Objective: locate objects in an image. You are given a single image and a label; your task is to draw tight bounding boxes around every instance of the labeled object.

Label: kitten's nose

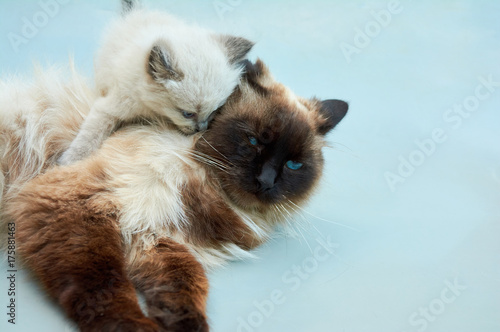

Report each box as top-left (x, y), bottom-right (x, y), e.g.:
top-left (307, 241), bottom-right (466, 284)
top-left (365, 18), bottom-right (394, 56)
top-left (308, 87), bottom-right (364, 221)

top-left (257, 164), bottom-right (277, 191)
top-left (197, 121), bottom-right (208, 131)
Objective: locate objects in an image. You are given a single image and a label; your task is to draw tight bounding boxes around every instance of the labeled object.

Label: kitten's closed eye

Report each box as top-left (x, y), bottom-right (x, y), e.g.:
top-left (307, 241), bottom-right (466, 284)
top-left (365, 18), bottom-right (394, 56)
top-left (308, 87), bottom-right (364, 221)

top-left (182, 111), bottom-right (196, 119)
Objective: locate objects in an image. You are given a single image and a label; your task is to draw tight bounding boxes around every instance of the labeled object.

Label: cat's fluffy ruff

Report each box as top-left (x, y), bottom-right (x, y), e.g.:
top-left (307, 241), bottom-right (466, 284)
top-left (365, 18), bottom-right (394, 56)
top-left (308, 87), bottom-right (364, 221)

top-left (57, 9), bottom-right (253, 165)
top-left (0, 64), bottom-right (94, 209)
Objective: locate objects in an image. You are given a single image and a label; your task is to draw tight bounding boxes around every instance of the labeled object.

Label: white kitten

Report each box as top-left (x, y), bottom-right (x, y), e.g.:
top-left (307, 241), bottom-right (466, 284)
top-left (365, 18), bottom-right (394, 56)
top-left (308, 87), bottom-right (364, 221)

top-left (58, 9), bottom-right (253, 165)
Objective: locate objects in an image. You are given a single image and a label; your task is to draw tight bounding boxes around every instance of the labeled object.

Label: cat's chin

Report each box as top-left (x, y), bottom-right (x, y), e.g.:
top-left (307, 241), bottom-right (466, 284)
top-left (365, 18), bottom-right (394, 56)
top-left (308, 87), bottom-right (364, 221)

top-left (226, 187), bottom-right (284, 210)
top-left (255, 189), bottom-right (282, 205)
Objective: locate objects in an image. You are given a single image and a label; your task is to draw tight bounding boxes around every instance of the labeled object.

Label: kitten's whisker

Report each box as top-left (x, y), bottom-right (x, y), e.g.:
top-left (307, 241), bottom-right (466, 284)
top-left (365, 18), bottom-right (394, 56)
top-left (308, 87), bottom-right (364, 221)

top-left (286, 199), bottom-right (361, 232)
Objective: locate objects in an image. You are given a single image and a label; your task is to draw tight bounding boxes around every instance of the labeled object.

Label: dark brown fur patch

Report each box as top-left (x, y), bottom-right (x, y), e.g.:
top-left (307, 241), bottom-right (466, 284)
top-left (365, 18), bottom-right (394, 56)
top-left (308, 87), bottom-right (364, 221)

top-left (180, 179), bottom-right (262, 250)
top-left (129, 238), bottom-right (209, 332)
top-left (6, 166), bottom-right (159, 332)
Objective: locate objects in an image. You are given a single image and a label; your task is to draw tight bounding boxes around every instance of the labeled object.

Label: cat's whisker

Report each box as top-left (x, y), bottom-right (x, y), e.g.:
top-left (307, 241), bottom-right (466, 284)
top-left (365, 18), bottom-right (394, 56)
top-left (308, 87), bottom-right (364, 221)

top-left (274, 203), bottom-right (314, 253)
top-left (189, 153), bottom-right (228, 170)
top-left (294, 223), bottom-right (313, 255)
top-left (283, 201), bottom-right (340, 243)
top-left (274, 204), bottom-right (292, 226)
top-left (191, 150), bottom-right (231, 169)
top-left (286, 199), bottom-right (361, 232)
top-left (179, 152), bottom-right (230, 174)
top-left (283, 202), bottom-right (357, 268)
top-left (179, 149), bottom-right (232, 174)
top-left (324, 142), bottom-right (361, 160)
top-left (180, 148), bottom-right (231, 169)
top-left (199, 135), bottom-right (235, 167)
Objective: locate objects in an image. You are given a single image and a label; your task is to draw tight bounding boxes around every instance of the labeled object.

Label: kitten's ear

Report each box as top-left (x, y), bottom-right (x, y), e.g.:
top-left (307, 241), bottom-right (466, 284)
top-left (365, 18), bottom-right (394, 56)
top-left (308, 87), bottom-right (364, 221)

top-left (217, 35), bottom-right (254, 64)
top-left (148, 45), bottom-right (183, 82)
top-left (317, 99), bottom-right (348, 135)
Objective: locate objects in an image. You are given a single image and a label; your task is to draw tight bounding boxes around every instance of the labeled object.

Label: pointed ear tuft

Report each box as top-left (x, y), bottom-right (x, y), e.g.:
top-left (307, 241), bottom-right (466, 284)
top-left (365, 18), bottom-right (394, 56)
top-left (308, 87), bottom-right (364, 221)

top-left (240, 59), bottom-right (272, 95)
top-left (317, 99), bottom-right (348, 135)
top-left (218, 35), bottom-right (254, 64)
top-left (148, 45), bottom-right (183, 82)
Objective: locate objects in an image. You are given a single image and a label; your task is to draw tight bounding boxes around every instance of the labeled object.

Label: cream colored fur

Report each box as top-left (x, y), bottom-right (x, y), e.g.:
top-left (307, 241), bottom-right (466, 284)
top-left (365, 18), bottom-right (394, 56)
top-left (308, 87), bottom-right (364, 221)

top-left (58, 9), bottom-right (253, 165)
top-left (0, 63), bottom-right (94, 202)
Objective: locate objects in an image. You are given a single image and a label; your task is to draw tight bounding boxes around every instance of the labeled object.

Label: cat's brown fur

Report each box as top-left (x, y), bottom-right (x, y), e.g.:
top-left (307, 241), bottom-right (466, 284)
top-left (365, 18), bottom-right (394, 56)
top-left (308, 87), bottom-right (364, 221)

top-left (2, 60), bottom-right (348, 331)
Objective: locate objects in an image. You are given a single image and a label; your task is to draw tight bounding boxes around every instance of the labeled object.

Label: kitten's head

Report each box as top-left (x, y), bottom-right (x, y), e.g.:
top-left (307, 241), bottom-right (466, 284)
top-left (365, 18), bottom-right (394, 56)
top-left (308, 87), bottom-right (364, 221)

top-left (195, 59), bottom-right (348, 210)
top-left (146, 34), bottom-right (253, 134)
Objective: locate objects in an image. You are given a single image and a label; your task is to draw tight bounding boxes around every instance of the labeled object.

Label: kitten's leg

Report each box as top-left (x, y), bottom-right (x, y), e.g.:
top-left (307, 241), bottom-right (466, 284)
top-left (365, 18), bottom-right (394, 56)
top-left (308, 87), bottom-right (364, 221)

top-left (10, 185), bottom-right (159, 331)
top-left (129, 238), bottom-right (209, 332)
top-left (58, 96), bottom-right (118, 165)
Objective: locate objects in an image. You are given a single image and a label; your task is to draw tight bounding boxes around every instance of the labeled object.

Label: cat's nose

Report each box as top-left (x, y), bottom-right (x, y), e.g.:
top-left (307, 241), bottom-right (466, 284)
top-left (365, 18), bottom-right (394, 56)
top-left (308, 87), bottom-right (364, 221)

top-left (197, 121), bottom-right (208, 131)
top-left (257, 164), bottom-right (277, 191)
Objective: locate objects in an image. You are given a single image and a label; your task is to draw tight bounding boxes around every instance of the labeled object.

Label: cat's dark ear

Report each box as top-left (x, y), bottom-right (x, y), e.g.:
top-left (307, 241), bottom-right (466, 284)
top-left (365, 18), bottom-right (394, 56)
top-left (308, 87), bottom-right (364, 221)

top-left (148, 44), bottom-right (183, 82)
top-left (317, 99), bottom-right (348, 135)
top-left (217, 35), bottom-right (254, 64)
top-left (240, 58), bottom-right (273, 94)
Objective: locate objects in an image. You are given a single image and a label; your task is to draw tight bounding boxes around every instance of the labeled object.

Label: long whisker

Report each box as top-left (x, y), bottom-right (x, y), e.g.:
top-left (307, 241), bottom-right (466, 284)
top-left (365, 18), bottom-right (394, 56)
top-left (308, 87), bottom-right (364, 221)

top-left (286, 199), bottom-right (361, 232)
top-left (176, 147), bottom-right (232, 173)
top-left (187, 151), bottom-right (229, 169)
top-left (324, 142), bottom-right (361, 160)
top-left (295, 223), bottom-right (313, 254)
top-left (275, 203), bottom-right (315, 254)
top-left (199, 135), bottom-right (235, 167)
top-left (170, 149), bottom-right (231, 174)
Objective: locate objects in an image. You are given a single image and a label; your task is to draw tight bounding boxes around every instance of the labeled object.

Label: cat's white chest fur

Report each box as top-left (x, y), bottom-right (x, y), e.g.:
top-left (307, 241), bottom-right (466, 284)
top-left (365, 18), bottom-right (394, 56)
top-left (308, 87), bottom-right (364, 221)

top-left (100, 128), bottom-right (270, 269)
top-left (102, 129), bottom-right (194, 242)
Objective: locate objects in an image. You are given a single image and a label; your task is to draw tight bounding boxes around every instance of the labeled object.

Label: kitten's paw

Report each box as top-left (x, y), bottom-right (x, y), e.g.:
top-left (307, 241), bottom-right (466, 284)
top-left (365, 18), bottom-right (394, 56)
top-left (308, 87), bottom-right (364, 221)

top-left (57, 150), bottom-right (77, 166)
top-left (149, 305), bottom-right (209, 332)
top-left (57, 148), bottom-right (88, 166)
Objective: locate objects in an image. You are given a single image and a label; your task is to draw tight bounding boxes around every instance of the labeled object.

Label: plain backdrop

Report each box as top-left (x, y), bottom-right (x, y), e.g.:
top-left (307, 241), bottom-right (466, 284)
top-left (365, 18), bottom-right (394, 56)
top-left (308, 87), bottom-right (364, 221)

top-left (1, 1), bottom-right (499, 331)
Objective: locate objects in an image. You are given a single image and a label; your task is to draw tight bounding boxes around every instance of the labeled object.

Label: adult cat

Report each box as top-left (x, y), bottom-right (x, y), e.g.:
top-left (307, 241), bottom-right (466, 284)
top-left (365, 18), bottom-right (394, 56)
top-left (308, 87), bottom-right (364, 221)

top-left (1, 60), bottom-right (348, 331)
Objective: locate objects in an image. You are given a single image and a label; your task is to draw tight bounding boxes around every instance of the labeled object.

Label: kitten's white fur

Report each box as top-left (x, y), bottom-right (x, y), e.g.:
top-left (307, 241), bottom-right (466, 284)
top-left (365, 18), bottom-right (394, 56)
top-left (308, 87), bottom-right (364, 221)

top-left (58, 9), bottom-right (253, 165)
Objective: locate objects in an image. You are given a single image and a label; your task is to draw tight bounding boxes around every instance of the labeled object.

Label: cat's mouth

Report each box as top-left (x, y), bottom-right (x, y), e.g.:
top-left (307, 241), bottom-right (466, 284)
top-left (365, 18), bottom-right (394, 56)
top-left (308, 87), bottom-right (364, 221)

top-left (254, 186), bottom-right (281, 204)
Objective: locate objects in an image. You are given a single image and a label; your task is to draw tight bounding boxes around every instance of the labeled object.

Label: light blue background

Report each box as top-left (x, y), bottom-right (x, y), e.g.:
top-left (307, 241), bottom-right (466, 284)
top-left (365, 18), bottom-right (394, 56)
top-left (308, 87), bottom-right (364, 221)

top-left (1, 1), bottom-right (499, 331)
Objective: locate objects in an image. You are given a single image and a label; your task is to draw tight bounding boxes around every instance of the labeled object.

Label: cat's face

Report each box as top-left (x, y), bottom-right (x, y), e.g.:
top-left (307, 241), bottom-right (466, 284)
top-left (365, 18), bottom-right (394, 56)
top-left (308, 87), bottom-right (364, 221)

top-left (147, 36), bottom-right (254, 134)
top-left (195, 60), bottom-right (348, 209)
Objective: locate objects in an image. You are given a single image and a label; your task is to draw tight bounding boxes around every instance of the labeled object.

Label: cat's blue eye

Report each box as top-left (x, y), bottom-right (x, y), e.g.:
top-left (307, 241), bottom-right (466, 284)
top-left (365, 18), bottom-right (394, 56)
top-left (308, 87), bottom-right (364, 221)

top-left (249, 136), bottom-right (258, 146)
top-left (182, 111), bottom-right (196, 119)
top-left (286, 160), bottom-right (303, 170)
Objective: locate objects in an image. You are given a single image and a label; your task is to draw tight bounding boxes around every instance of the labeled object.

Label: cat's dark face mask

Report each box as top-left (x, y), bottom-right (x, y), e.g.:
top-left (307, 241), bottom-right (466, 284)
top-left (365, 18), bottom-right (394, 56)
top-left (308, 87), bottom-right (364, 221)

top-left (195, 59), bottom-right (348, 209)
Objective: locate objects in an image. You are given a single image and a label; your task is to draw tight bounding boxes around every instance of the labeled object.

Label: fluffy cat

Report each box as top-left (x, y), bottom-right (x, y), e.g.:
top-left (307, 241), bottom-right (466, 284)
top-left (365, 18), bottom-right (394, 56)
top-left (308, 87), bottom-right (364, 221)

top-left (57, 8), bottom-right (253, 165)
top-left (1, 60), bottom-right (348, 331)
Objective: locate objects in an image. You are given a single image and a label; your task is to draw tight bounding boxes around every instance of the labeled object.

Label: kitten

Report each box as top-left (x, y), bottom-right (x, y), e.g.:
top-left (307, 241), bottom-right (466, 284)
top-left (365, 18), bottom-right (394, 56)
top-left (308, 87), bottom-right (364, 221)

top-left (2, 60), bottom-right (348, 331)
top-left (57, 8), bottom-right (253, 165)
